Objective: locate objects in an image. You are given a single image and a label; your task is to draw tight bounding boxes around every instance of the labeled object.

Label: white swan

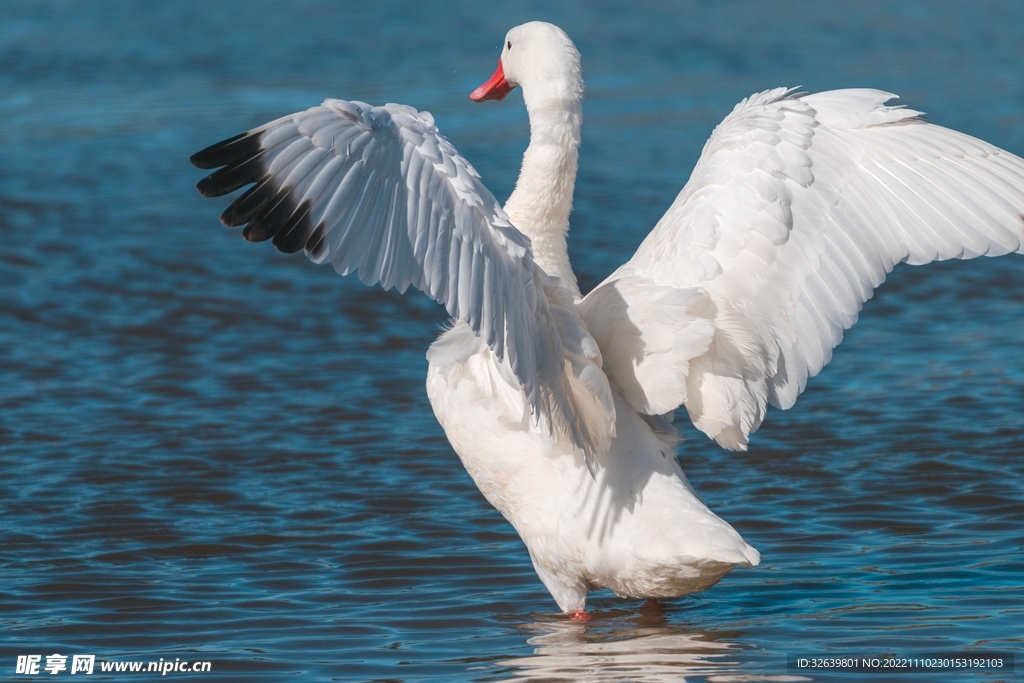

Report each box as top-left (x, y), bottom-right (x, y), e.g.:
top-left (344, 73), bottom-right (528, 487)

top-left (191, 21), bottom-right (1024, 619)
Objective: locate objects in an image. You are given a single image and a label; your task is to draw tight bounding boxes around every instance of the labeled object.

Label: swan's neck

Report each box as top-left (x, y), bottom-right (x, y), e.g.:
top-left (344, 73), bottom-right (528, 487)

top-left (503, 101), bottom-right (582, 298)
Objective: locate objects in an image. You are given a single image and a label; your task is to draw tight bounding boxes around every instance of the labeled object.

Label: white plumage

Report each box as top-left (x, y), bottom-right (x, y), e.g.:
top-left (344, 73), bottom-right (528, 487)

top-left (586, 87), bottom-right (1024, 451)
top-left (193, 21), bottom-right (1024, 617)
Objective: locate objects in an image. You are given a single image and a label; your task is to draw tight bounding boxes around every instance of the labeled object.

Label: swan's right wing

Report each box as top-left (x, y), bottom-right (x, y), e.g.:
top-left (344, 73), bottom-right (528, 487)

top-left (191, 99), bottom-right (613, 458)
top-left (582, 88), bottom-right (1024, 450)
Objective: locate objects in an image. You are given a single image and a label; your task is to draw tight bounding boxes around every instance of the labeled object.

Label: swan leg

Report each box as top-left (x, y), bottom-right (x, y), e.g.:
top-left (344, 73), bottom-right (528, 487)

top-left (530, 555), bottom-right (589, 614)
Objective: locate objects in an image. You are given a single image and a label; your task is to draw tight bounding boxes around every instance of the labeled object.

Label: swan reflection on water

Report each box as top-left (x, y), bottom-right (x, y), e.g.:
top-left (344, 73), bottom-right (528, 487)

top-left (495, 606), bottom-right (809, 682)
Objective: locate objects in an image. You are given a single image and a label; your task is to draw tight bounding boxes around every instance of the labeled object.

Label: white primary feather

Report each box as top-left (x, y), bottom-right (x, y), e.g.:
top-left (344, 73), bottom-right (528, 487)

top-left (582, 87), bottom-right (1024, 450)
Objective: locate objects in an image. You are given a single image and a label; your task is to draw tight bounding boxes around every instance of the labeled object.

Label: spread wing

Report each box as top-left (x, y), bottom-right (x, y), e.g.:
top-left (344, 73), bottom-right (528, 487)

top-left (191, 99), bottom-right (612, 458)
top-left (580, 88), bottom-right (1024, 450)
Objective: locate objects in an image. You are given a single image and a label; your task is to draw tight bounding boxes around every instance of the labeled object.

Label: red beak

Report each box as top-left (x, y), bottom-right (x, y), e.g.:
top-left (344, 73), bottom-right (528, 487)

top-left (470, 60), bottom-right (514, 102)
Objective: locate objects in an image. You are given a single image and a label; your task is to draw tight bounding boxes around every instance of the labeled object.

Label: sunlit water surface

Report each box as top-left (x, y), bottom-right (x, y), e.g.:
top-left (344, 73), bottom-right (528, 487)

top-left (2, 1), bottom-right (1023, 681)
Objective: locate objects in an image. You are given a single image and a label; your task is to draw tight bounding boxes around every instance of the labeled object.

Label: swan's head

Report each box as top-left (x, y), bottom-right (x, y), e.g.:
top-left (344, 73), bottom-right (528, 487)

top-left (471, 22), bottom-right (583, 109)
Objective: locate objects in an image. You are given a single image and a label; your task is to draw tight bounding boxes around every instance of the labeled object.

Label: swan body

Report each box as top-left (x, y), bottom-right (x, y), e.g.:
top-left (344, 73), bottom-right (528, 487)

top-left (426, 324), bottom-right (756, 612)
top-left (192, 21), bottom-right (1024, 615)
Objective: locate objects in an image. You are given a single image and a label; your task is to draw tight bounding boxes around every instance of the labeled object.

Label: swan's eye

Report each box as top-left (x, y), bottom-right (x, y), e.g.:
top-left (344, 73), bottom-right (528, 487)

top-left (507, 41), bottom-right (512, 50)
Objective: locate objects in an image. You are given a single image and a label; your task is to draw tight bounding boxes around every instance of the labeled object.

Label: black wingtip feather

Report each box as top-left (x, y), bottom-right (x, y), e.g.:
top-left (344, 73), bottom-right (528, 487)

top-left (305, 222), bottom-right (327, 259)
top-left (195, 128), bottom-right (321, 257)
top-left (241, 188), bottom-right (297, 243)
top-left (196, 152), bottom-right (268, 198)
top-left (190, 131), bottom-right (263, 170)
top-left (220, 175), bottom-right (275, 227)
top-left (272, 199), bottom-right (315, 254)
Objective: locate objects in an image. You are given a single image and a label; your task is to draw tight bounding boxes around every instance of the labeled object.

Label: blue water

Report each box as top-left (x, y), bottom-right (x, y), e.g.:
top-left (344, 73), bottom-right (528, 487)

top-left (2, 1), bottom-right (1023, 681)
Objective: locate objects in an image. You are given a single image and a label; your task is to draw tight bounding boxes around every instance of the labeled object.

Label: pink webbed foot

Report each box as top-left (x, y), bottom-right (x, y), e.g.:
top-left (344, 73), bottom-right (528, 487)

top-left (568, 609), bottom-right (591, 621)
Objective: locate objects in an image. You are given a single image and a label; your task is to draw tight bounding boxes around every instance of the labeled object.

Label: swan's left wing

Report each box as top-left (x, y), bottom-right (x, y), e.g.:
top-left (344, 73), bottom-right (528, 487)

top-left (192, 99), bottom-right (613, 458)
top-left (581, 88), bottom-right (1024, 450)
